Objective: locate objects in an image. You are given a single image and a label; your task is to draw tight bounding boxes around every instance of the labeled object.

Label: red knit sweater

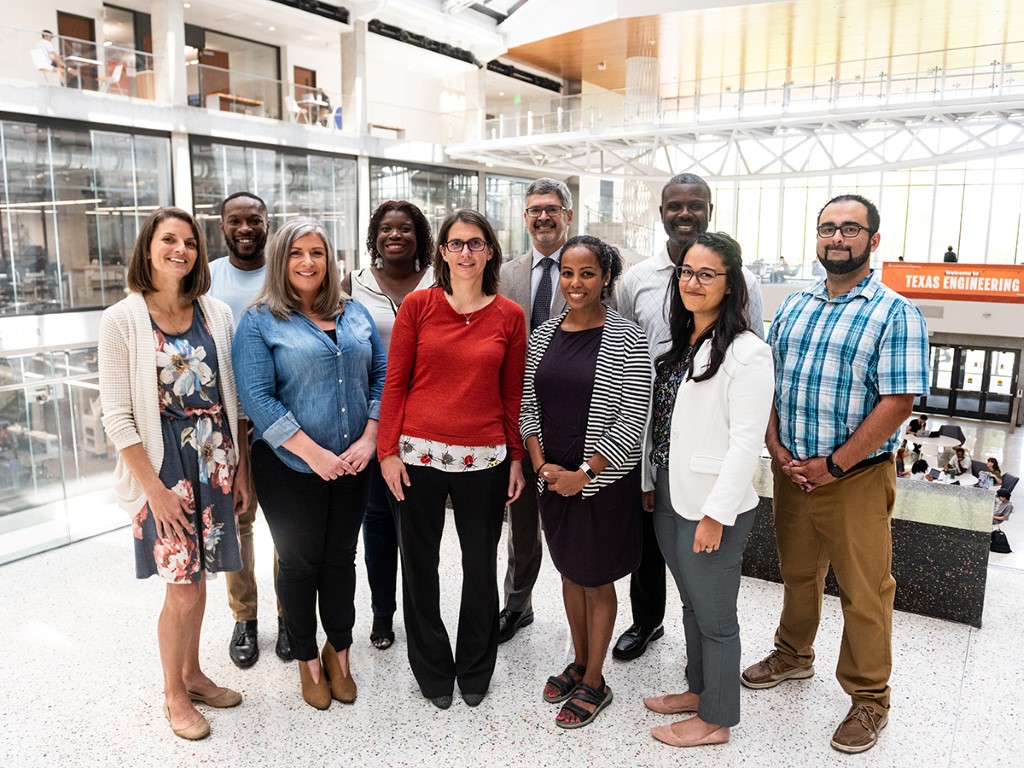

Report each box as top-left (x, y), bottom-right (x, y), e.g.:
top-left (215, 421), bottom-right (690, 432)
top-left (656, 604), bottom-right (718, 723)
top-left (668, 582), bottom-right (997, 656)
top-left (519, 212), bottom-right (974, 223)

top-left (378, 287), bottom-right (527, 461)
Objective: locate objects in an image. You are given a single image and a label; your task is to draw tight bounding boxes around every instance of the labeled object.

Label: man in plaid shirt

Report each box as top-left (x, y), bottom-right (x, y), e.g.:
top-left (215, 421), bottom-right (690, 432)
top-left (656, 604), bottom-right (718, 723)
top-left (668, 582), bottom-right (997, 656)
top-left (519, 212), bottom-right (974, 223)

top-left (742, 194), bottom-right (929, 754)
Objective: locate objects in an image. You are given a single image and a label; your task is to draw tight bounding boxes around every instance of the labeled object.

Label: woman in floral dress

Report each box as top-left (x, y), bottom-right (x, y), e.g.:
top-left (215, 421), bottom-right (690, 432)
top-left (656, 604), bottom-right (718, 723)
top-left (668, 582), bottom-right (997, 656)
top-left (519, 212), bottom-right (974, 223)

top-left (99, 207), bottom-right (248, 741)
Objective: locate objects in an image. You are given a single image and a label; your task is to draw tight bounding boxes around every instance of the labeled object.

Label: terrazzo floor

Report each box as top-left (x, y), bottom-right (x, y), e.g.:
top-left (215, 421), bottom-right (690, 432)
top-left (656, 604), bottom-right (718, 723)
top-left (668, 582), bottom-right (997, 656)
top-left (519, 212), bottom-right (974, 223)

top-left (1, 508), bottom-right (1021, 768)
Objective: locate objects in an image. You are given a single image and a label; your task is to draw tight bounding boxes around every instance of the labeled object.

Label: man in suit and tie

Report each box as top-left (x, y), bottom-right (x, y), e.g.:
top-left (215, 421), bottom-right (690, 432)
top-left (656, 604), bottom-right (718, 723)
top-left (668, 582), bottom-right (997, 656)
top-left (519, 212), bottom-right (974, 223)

top-left (496, 177), bottom-right (573, 643)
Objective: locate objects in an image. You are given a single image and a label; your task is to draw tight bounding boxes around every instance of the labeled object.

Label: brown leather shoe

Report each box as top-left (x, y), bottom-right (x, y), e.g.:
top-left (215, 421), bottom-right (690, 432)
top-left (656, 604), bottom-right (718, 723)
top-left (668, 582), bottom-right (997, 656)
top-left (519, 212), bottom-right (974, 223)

top-left (831, 703), bottom-right (888, 753)
top-left (741, 650), bottom-right (814, 689)
top-left (322, 641), bottom-right (357, 703)
top-left (298, 660), bottom-right (331, 710)
top-left (163, 702), bottom-right (210, 740)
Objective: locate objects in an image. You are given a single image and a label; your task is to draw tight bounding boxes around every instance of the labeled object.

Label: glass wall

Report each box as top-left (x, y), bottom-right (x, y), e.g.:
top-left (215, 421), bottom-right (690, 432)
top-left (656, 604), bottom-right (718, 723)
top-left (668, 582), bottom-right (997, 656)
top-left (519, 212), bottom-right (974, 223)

top-left (0, 341), bottom-right (122, 565)
top-left (485, 175), bottom-right (533, 259)
top-left (190, 139), bottom-right (359, 272)
top-left (0, 118), bottom-right (172, 316)
top-left (369, 161), bottom-right (479, 250)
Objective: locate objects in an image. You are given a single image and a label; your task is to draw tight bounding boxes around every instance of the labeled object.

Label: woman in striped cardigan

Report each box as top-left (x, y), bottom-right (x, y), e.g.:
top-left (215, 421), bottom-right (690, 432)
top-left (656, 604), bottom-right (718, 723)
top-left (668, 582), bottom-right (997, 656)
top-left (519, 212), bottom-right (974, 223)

top-left (520, 235), bottom-right (653, 729)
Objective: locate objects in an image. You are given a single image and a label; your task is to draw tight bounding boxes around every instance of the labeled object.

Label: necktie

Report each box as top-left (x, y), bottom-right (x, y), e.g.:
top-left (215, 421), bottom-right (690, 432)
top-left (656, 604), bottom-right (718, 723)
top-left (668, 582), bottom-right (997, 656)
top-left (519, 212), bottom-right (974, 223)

top-left (531, 257), bottom-right (555, 331)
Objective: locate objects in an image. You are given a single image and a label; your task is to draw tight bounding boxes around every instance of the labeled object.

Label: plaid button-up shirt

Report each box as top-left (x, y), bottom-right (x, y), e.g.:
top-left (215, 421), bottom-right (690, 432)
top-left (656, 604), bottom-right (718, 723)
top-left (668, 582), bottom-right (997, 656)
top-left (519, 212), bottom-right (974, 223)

top-left (768, 270), bottom-right (929, 461)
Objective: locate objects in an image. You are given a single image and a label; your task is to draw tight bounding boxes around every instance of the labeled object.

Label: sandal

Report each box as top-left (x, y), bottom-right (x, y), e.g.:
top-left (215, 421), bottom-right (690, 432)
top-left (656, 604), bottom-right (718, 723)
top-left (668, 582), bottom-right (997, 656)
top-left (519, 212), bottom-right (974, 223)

top-left (543, 662), bottom-right (586, 703)
top-left (370, 615), bottom-right (395, 651)
top-left (555, 678), bottom-right (613, 729)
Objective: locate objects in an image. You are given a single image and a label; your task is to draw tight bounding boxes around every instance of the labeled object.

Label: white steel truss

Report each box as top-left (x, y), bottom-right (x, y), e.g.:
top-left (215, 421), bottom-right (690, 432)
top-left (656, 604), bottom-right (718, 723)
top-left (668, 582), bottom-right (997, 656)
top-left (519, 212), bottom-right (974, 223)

top-left (446, 97), bottom-right (1024, 181)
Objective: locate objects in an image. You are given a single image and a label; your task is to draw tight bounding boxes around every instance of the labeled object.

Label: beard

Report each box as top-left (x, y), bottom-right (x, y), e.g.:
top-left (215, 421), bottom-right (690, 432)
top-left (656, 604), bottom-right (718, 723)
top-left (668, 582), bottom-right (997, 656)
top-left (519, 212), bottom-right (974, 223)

top-left (227, 233), bottom-right (267, 262)
top-left (817, 242), bottom-right (871, 275)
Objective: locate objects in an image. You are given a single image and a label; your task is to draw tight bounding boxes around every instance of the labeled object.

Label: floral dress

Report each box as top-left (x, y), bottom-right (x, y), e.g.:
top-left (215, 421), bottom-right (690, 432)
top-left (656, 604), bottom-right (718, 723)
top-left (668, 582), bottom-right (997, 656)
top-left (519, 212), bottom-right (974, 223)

top-left (133, 303), bottom-right (241, 583)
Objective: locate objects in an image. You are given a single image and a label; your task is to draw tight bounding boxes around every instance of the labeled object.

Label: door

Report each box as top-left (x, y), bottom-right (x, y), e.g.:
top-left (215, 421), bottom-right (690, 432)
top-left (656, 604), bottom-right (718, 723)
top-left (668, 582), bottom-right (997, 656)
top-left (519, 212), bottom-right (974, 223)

top-left (57, 12), bottom-right (98, 90)
top-left (916, 344), bottom-right (1018, 423)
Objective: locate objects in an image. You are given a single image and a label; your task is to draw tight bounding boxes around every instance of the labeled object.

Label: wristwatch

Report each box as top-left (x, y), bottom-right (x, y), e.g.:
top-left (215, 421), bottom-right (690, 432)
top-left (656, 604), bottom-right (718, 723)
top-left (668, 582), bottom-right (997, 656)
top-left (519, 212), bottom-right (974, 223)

top-left (579, 461), bottom-right (597, 481)
top-left (826, 453), bottom-right (846, 478)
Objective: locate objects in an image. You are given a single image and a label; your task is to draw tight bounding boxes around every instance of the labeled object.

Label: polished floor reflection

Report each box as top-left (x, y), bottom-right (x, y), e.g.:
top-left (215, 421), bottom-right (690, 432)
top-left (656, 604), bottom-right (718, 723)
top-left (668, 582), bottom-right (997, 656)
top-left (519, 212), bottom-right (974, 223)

top-left (1, 494), bottom-right (1021, 767)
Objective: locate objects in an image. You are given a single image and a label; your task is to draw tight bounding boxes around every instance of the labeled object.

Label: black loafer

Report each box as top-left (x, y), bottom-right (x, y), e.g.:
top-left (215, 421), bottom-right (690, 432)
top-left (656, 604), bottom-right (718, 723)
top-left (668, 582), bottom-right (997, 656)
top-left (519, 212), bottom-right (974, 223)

top-left (611, 623), bottom-right (664, 661)
top-left (229, 620), bottom-right (259, 668)
top-left (275, 617), bottom-right (293, 662)
top-left (497, 608), bottom-right (534, 644)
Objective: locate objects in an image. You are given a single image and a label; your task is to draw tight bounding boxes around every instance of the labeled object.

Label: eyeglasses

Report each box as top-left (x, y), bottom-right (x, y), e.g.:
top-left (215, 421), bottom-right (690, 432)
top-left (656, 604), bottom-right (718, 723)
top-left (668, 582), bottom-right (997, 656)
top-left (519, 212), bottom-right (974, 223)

top-left (525, 206), bottom-right (567, 218)
top-left (675, 266), bottom-right (727, 285)
top-left (443, 238), bottom-right (488, 252)
top-left (815, 223), bottom-right (872, 238)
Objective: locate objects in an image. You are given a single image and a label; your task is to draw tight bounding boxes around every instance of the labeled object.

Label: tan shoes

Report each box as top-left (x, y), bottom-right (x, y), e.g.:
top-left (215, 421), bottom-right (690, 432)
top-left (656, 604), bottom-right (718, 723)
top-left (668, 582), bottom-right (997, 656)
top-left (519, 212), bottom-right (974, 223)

top-left (299, 660), bottom-right (332, 710)
top-left (643, 694), bottom-right (699, 715)
top-left (187, 687), bottom-right (242, 708)
top-left (651, 722), bottom-right (730, 747)
top-left (831, 703), bottom-right (888, 753)
top-left (322, 641), bottom-right (357, 703)
top-left (163, 702), bottom-right (210, 741)
top-left (740, 650), bottom-right (814, 689)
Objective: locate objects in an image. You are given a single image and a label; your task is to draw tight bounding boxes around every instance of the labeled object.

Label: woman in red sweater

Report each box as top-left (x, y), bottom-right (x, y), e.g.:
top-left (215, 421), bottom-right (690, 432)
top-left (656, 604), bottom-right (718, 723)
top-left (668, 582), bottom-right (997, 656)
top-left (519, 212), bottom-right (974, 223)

top-left (378, 209), bottom-right (526, 710)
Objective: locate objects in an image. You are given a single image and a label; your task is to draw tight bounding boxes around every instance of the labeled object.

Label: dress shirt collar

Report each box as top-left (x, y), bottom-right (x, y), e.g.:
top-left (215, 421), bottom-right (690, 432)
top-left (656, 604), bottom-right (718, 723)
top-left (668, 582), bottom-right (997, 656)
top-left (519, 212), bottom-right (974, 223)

top-left (532, 246), bottom-right (564, 269)
top-left (803, 269), bottom-right (880, 303)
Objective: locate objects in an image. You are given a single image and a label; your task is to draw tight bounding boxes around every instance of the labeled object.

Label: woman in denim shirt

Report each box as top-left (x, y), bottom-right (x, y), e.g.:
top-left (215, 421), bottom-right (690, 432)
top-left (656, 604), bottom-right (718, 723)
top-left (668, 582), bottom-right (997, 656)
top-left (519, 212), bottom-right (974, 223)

top-left (233, 219), bottom-right (386, 711)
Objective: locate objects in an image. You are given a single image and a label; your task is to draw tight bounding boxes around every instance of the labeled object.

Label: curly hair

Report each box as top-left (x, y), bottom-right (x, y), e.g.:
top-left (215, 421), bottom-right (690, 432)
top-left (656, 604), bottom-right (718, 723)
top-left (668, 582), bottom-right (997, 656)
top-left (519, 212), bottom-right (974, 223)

top-left (658, 231), bottom-right (750, 383)
top-left (365, 200), bottom-right (434, 269)
top-left (561, 234), bottom-right (623, 299)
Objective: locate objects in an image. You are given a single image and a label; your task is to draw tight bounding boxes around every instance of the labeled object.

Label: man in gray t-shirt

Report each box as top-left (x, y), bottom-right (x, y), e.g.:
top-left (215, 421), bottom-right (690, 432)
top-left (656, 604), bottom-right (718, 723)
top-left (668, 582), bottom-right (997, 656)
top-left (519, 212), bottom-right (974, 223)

top-left (208, 192), bottom-right (287, 668)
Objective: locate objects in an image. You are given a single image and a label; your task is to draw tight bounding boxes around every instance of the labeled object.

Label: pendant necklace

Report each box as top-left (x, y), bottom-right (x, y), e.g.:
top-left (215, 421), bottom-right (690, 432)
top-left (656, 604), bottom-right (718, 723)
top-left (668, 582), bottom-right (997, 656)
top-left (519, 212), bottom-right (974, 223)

top-left (450, 296), bottom-right (478, 325)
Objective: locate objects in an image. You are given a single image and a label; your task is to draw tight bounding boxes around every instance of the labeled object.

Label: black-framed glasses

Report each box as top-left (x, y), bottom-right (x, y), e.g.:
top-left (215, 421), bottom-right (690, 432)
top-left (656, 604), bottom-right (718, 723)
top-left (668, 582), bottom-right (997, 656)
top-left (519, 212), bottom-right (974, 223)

top-left (816, 223), bottom-right (872, 238)
top-left (525, 205), bottom-right (567, 218)
top-left (443, 238), bottom-right (488, 252)
top-left (675, 265), bottom-right (727, 285)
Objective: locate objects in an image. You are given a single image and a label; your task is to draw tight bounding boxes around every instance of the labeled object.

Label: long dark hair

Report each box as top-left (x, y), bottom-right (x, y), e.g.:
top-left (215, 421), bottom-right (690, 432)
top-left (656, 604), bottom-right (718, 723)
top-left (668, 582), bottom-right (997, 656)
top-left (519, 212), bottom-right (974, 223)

top-left (656, 231), bottom-right (749, 383)
top-left (433, 209), bottom-right (502, 295)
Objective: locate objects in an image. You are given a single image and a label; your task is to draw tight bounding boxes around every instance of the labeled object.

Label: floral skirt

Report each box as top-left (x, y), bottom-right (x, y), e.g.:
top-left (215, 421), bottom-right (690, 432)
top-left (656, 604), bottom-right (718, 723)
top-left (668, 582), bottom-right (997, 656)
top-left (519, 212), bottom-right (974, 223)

top-left (132, 410), bottom-right (242, 583)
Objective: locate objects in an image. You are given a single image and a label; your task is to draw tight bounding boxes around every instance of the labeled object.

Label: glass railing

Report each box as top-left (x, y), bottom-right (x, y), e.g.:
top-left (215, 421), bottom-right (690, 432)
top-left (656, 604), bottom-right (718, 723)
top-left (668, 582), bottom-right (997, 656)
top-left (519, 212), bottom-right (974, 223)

top-left (480, 41), bottom-right (1024, 141)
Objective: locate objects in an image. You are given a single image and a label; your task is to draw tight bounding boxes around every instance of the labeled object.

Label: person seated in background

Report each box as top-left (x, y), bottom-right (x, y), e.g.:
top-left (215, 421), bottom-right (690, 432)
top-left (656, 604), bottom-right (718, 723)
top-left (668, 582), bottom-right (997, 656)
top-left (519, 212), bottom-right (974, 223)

top-left (993, 489), bottom-right (1013, 524)
top-left (944, 447), bottom-right (971, 475)
top-left (906, 414), bottom-right (928, 453)
top-left (30, 30), bottom-right (77, 85)
top-left (894, 447), bottom-right (910, 478)
top-left (985, 457), bottom-right (1003, 486)
top-left (910, 459), bottom-right (933, 481)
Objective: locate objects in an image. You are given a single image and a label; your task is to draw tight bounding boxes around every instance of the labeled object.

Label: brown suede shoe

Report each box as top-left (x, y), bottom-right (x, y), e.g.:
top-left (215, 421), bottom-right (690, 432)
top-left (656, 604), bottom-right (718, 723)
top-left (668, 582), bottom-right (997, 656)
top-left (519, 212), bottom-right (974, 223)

top-left (741, 650), bottom-right (814, 689)
top-left (322, 641), bottom-right (357, 703)
top-left (831, 703), bottom-right (888, 753)
top-left (298, 660), bottom-right (331, 710)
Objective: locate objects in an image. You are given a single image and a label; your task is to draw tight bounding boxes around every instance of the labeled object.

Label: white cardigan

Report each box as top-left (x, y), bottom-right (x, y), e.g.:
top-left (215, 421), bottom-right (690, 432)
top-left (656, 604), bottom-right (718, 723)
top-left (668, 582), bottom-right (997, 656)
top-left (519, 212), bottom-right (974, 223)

top-left (667, 331), bottom-right (774, 526)
top-left (98, 292), bottom-right (242, 515)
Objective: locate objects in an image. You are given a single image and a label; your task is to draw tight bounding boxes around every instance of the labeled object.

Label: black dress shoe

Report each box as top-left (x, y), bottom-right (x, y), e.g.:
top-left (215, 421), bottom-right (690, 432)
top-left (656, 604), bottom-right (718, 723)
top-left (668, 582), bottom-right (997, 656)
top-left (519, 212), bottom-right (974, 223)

top-left (497, 608), bottom-right (534, 644)
top-left (229, 620), bottom-right (259, 668)
top-left (612, 623), bottom-right (664, 661)
top-left (275, 617), bottom-right (293, 662)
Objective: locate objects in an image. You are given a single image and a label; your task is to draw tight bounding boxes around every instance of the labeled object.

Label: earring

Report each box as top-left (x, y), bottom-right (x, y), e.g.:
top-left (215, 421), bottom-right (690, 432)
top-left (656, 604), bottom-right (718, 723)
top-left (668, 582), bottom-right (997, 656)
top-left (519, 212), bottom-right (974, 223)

top-left (414, 258), bottom-right (421, 273)
top-left (373, 256), bottom-right (384, 270)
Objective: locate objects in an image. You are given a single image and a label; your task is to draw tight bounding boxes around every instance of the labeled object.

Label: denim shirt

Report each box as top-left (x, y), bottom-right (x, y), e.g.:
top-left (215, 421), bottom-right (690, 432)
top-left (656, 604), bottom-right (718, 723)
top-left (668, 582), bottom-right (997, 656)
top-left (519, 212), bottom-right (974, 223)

top-left (233, 299), bottom-right (387, 474)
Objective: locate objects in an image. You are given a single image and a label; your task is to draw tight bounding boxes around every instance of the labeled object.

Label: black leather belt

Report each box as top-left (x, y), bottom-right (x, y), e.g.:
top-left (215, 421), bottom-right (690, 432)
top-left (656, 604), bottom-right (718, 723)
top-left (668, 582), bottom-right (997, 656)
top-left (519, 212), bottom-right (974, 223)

top-left (850, 452), bottom-right (892, 472)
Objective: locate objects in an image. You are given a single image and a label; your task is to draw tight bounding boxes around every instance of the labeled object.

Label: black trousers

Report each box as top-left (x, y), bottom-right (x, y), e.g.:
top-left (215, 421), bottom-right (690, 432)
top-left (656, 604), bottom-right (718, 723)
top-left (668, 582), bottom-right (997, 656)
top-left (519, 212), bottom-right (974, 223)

top-left (252, 441), bottom-right (368, 662)
top-left (629, 507), bottom-right (667, 628)
top-left (390, 459), bottom-right (509, 699)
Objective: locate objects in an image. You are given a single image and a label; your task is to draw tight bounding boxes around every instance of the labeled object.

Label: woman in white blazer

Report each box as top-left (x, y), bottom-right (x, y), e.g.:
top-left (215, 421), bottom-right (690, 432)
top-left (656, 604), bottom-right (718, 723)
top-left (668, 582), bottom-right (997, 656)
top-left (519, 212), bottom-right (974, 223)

top-left (642, 232), bottom-right (774, 748)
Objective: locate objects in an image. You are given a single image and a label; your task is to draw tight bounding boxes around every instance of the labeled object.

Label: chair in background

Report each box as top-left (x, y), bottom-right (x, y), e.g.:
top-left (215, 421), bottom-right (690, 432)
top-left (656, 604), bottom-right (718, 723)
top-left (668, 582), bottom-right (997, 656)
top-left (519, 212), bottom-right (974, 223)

top-left (1001, 474), bottom-right (1019, 495)
top-left (285, 96), bottom-right (305, 123)
top-left (98, 63), bottom-right (125, 94)
top-left (971, 459), bottom-right (987, 476)
top-left (938, 424), bottom-right (967, 445)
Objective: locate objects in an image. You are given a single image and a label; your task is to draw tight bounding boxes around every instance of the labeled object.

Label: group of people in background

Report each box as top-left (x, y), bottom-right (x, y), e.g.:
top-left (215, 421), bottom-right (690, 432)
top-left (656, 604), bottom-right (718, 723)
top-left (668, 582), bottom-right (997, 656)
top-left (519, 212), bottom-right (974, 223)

top-left (98, 171), bottom-right (931, 754)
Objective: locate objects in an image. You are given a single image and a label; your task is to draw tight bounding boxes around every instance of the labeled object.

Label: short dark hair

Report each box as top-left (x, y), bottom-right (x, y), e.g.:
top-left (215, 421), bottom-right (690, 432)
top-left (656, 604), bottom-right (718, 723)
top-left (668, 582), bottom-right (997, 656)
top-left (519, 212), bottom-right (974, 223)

top-left (659, 231), bottom-right (749, 383)
top-left (127, 207), bottom-right (210, 300)
top-left (662, 173), bottom-right (712, 204)
top-left (220, 191), bottom-right (267, 217)
top-left (997, 488), bottom-right (1011, 500)
top-left (562, 235), bottom-right (623, 299)
top-left (818, 194), bottom-right (880, 233)
top-left (366, 200), bottom-right (434, 268)
top-left (525, 178), bottom-right (572, 210)
top-left (912, 459), bottom-right (930, 474)
top-left (434, 210), bottom-right (502, 295)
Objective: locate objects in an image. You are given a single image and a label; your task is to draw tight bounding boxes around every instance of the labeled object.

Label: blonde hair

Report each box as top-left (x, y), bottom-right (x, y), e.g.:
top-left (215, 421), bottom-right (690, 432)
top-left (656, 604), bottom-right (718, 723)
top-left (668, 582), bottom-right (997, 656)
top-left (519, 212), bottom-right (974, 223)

top-left (252, 218), bottom-right (346, 320)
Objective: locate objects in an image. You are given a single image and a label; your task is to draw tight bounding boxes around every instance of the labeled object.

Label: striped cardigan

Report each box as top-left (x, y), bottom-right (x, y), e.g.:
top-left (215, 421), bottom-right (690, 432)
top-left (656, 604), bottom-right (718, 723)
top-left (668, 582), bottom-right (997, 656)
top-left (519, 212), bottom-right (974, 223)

top-left (520, 307), bottom-right (653, 499)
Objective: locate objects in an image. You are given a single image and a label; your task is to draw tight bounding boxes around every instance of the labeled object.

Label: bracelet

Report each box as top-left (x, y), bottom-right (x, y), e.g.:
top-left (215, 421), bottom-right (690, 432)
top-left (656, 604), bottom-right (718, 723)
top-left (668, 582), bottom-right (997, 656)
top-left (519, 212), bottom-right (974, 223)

top-left (536, 462), bottom-right (549, 474)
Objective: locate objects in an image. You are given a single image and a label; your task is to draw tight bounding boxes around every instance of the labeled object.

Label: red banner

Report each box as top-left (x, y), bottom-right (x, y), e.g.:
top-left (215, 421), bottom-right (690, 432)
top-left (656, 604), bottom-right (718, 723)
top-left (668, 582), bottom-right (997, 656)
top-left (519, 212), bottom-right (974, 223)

top-left (881, 262), bottom-right (1024, 303)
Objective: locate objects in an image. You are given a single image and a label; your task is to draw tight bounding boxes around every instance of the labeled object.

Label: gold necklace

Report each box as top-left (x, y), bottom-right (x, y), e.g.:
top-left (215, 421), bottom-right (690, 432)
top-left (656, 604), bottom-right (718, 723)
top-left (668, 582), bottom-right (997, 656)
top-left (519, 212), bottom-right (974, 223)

top-left (449, 295), bottom-right (482, 325)
top-left (148, 297), bottom-right (192, 334)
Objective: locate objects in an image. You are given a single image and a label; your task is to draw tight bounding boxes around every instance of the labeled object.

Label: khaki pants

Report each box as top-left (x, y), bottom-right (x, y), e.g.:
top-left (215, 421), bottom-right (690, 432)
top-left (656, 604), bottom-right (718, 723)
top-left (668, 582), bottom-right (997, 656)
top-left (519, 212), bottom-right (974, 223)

top-left (225, 449), bottom-right (281, 621)
top-left (771, 459), bottom-right (896, 712)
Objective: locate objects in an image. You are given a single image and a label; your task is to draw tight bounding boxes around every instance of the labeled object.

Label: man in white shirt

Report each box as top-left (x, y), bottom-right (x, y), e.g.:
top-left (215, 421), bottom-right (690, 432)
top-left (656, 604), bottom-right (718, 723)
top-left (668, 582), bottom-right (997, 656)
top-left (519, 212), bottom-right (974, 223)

top-left (496, 178), bottom-right (572, 643)
top-left (31, 30), bottom-right (76, 85)
top-left (613, 172), bottom-right (765, 661)
top-left (209, 192), bottom-right (290, 667)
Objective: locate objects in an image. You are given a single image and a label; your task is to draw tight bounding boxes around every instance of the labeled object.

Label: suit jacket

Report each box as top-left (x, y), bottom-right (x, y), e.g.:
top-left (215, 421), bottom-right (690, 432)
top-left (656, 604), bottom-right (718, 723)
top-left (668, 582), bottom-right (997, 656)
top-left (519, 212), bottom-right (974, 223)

top-left (500, 251), bottom-right (567, 330)
top-left (667, 331), bottom-right (774, 527)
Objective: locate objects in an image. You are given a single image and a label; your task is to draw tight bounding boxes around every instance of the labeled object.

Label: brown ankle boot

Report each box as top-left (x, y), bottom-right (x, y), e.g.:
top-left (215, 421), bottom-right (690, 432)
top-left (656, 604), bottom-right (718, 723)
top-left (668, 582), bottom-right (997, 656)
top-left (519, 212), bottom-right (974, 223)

top-left (322, 641), bottom-right (357, 703)
top-left (298, 660), bottom-right (331, 710)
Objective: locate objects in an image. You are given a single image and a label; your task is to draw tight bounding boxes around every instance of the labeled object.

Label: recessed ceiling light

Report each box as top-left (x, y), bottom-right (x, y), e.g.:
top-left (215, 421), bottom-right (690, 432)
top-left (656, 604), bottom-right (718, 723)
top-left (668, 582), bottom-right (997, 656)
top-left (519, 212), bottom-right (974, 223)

top-left (183, 2), bottom-right (190, 7)
top-left (268, 26), bottom-right (276, 31)
top-left (498, 91), bottom-right (504, 96)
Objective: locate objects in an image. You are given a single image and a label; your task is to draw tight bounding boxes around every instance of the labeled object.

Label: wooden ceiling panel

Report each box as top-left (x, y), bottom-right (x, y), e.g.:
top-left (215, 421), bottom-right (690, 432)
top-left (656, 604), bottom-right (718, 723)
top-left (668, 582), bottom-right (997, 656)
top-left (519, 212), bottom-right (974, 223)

top-left (503, 0), bottom-right (1024, 94)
